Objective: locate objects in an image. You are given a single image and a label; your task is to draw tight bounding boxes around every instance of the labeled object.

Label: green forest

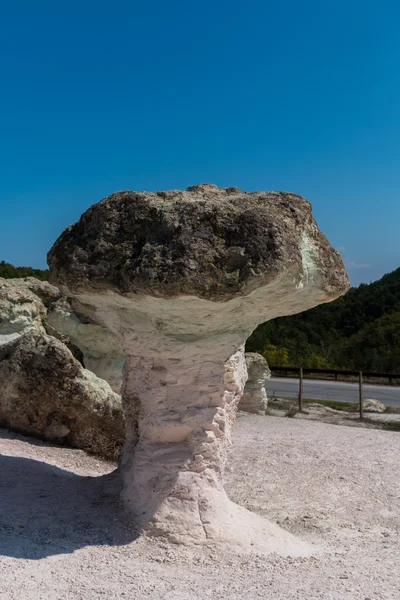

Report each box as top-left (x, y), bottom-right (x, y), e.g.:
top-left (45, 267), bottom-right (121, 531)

top-left (246, 267), bottom-right (400, 373)
top-left (0, 260), bottom-right (49, 281)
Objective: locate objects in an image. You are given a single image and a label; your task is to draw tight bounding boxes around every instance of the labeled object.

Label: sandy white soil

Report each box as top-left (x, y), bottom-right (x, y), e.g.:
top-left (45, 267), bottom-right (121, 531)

top-left (1, 414), bottom-right (399, 599)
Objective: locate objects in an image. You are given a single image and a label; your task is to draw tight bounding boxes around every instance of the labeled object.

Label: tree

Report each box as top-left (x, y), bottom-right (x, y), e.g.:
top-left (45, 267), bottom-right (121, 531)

top-left (0, 260), bottom-right (49, 281)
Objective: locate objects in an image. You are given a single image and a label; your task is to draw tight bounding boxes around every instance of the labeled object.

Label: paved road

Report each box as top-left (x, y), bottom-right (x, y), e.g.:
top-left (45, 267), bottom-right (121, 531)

top-left (267, 377), bottom-right (400, 407)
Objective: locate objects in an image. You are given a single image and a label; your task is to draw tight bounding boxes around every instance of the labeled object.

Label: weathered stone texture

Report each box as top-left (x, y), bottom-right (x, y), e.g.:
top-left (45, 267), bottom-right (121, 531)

top-left (0, 278), bottom-right (47, 348)
top-left (3, 276), bottom-right (61, 307)
top-left (48, 184), bottom-right (349, 554)
top-left (47, 298), bottom-right (124, 392)
top-left (240, 353), bottom-right (271, 415)
top-left (0, 332), bottom-right (124, 459)
top-left (363, 398), bottom-right (386, 413)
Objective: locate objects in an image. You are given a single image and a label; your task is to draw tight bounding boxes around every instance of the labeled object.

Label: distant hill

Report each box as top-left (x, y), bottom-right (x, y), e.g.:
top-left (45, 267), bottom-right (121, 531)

top-left (0, 260), bottom-right (49, 281)
top-left (246, 267), bottom-right (400, 373)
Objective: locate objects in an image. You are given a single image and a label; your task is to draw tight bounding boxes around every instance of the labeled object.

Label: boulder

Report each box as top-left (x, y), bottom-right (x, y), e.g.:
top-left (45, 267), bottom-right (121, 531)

top-left (47, 298), bottom-right (125, 392)
top-left (240, 353), bottom-right (271, 415)
top-left (0, 331), bottom-right (124, 459)
top-left (363, 398), bottom-right (386, 413)
top-left (48, 183), bottom-right (349, 555)
top-left (2, 276), bottom-right (61, 307)
top-left (0, 278), bottom-right (46, 348)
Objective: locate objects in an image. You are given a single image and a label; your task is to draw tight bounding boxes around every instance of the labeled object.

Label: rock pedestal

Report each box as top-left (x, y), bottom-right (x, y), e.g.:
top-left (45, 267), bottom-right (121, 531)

top-left (0, 278), bottom-right (46, 347)
top-left (240, 353), bottom-right (271, 415)
top-left (48, 184), bottom-right (348, 554)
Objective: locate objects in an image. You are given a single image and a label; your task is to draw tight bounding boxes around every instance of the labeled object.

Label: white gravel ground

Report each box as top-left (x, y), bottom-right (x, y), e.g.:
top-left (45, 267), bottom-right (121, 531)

top-left (1, 414), bottom-right (399, 600)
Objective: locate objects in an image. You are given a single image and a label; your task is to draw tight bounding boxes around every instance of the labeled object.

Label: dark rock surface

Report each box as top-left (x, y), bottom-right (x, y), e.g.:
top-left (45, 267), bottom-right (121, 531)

top-left (48, 184), bottom-right (348, 300)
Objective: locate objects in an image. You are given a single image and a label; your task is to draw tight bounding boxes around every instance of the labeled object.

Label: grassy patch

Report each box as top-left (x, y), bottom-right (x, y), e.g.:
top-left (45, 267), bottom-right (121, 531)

top-left (362, 417), bottom-right (400, 432)
top-left (285, 406), bottom-right (298, 418)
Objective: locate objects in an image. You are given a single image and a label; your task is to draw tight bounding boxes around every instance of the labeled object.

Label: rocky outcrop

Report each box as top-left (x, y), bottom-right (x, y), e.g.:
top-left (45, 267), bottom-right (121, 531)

top-left (48, 183), bottom-right (349, 554)
top-left (0, 276), bottom-right (124, 392)
top-left (47, 298), bottom-right (125, 392)
top-left (0, 278), bottom-right (47, 348)
top-left (3, 276), bottom-right (61, 307)
top-left (0, 331), bottom-right (124, 459)
top-left (240, 353), bottom-right (271, 415)
top-left (0, 277), bottom-right (125, 458)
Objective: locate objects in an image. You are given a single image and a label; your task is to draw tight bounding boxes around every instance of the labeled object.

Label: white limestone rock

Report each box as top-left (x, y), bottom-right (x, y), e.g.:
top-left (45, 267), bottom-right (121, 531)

top-left (47, 298), bottom-right (125, 392)
top-left (240, 353), bottom-right (271, 415)
top-left (223, 346), bottom-right (248, 447)
top-left (3, 276), bottom-right (61, 307)
top-left (0, 278), bottom-right (125, 458)
top-left (48, 184), bottom-right (349, 555)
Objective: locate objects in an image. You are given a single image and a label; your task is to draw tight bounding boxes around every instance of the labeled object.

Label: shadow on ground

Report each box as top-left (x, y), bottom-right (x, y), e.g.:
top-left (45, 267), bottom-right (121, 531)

top-left (0, 441), bottom-right (138, 559)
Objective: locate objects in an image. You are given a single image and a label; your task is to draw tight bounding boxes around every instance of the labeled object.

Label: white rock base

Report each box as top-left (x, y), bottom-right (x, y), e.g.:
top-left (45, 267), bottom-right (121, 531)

top-left (62, 273), bottom-right (333, 556)
top-left (118, 352), bottom-right (312, 556)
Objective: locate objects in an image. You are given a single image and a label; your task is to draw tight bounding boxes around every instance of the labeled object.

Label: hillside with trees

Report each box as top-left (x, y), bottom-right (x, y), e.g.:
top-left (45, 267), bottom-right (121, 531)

top-left (0, 260), bottom-right (49, 281)
top-left (246, 267), bottom-right (400, 373)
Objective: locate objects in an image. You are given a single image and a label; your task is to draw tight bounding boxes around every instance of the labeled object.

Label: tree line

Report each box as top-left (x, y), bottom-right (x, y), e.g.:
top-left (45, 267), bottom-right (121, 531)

top-left (0, 260), bottom-right (49, 281)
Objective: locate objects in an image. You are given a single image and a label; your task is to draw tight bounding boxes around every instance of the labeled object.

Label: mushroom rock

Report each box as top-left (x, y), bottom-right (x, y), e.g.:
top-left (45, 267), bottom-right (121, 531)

top-left (240, 352), bottom-right (271, 415)
top-left (48, 184), bottom-right (349, 554)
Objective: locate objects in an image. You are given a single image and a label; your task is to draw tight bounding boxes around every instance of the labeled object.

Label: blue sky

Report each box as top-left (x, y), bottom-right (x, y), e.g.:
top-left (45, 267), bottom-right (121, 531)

top-left (1, 1), bottom-right (399, 286)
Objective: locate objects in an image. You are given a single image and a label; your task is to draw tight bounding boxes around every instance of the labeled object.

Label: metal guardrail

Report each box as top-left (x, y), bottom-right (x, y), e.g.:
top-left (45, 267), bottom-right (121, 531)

top-left (270, 365), bottom-right (400, 384)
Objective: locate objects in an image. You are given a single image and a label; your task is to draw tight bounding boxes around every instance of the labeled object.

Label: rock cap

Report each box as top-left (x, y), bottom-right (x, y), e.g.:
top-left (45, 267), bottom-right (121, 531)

top-left (48, 184), bottom-right (349, 301)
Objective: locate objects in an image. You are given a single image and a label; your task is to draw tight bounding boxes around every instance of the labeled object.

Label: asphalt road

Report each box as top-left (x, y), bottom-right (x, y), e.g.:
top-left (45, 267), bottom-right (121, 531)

top-left (267, 377), bottom-right (400, 407)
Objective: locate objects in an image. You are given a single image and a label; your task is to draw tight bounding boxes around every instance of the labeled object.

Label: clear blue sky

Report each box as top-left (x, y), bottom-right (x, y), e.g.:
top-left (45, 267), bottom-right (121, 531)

top-left (1, 1), bottom-right (399, 286)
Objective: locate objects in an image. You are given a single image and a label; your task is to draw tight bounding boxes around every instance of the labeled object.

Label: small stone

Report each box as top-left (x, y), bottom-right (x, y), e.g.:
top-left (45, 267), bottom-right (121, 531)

top-left (363, 398), bottom-right (386, 413)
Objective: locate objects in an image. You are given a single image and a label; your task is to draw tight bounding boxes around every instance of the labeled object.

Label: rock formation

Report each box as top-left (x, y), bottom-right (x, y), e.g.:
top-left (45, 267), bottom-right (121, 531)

top-left (0, 331), bottom-right (124, 459)
top-left (3, 276), bottom-right (61, 307)
top-left (223, 346), bottom-right (248, 445)
top-left (0, 277), bottom-right (125, 458)
top-left (240, 352), bottom-right (271, 415)
top-left (0, 278), bottom-right (47, 347)
top-left (48, 183), bottom-right (349, 554)
top-left (47, 298), bottom-right (125, 392)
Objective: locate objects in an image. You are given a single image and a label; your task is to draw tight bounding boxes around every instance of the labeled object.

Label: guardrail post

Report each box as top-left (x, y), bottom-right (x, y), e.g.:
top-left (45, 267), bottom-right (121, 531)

top-left (359, 371), bottom-right (363, 419)
top-left (299, 367), bottom-right (303, 411)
